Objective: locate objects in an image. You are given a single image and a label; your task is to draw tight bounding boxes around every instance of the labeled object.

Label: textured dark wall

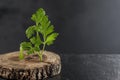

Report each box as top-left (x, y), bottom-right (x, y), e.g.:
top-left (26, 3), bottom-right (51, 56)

top-left (0, 0), bottom-right (120, 54)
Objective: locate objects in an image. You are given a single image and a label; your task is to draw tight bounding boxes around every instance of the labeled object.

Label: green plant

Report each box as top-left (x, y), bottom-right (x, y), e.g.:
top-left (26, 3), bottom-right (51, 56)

top-left (19, 8), bottom-right (59, 61)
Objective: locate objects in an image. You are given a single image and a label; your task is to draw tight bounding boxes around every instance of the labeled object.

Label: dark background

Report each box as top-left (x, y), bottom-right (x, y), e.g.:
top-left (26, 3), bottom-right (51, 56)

top-left (0, 0), bottom-right (120, 54)
top-left (1, 0), bottom-right (120, 80)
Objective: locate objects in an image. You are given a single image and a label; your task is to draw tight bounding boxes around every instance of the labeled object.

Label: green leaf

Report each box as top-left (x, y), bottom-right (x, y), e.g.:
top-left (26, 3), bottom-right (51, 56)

top-left (36, 8), bottom-right (45, 22)
top-left (30, 35), bottom-right (41, 52)
top-left (30, 36), bottom-right (41, 45)
top-left (26, 26), bottom-right (36, 38)
top-left (31, 14), bottom-right (36, 23)
top-left (41, 16), bottom-right (48, 26)
top-left (20, 42), bottom-right (32, 50)
top-left (46, 25), bottom-right (54, 35)
top-left (34, 46), bottom-right (40, 51)
top-left (38, 17), bottom-right (50, 35)
top-left (45, 33), bottom-right (59, 45)
top-left (37, 25), bottom-right (44, 34)
top-left (31, 8), bottom-right (45, 25)
top-left (27, 47), bottom-right (34, 54)
top-left (40, 21), bottom-right (51, 33)
top-left (45, 21), bottom-right (51, 29)
top-left (30, 37), bottom-right (36, 44)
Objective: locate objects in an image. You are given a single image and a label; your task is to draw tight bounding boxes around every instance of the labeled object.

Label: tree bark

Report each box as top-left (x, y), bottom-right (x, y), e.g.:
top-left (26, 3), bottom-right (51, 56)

top-left (0, 51), bottom-right (61, 80)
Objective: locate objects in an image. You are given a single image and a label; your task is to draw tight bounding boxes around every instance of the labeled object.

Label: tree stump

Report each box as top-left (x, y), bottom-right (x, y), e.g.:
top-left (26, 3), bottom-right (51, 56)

top-left (0, 51), bottom-right (61, 80)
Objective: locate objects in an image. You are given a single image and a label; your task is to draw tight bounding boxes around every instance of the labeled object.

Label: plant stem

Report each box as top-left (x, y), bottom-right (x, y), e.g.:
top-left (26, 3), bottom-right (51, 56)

top-left (42, 43), bottom-right (46, 54)
top-left (38, 33), bottom-right (46, 61)
top-left (41, 32), bottom-right (46, 59)
top-left (38, 43), bottom-right (46, 62)
top-left (36, 31), bottom-right (39, 39)
top-left (19, 46), bottom-right (24, 60)
top-left (38, 52), bottom-right (42, 61)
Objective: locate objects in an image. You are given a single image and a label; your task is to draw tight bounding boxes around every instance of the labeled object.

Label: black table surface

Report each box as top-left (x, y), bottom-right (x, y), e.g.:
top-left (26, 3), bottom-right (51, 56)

top-left (1, 53), bottom-right (120, 80)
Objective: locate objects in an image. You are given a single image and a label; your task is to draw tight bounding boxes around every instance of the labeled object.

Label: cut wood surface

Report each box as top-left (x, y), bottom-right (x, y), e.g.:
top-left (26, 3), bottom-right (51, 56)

top-left (0, 51), bottom-right (61, 80)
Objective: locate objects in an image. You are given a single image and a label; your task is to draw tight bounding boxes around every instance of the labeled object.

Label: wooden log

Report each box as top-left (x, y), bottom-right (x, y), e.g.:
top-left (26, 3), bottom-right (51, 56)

top-left (0, 51), bottom-right (61, 80)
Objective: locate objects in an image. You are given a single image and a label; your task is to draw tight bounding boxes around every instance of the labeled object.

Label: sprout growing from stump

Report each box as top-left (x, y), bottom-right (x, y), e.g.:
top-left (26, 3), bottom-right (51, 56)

top-left (19, 8), bottom-right (59, 61)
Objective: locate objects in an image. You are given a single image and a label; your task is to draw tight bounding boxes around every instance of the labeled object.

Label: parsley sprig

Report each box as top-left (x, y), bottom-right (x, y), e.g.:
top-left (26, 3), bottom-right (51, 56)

top-left (19, 8), bottom-right (59, 61)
